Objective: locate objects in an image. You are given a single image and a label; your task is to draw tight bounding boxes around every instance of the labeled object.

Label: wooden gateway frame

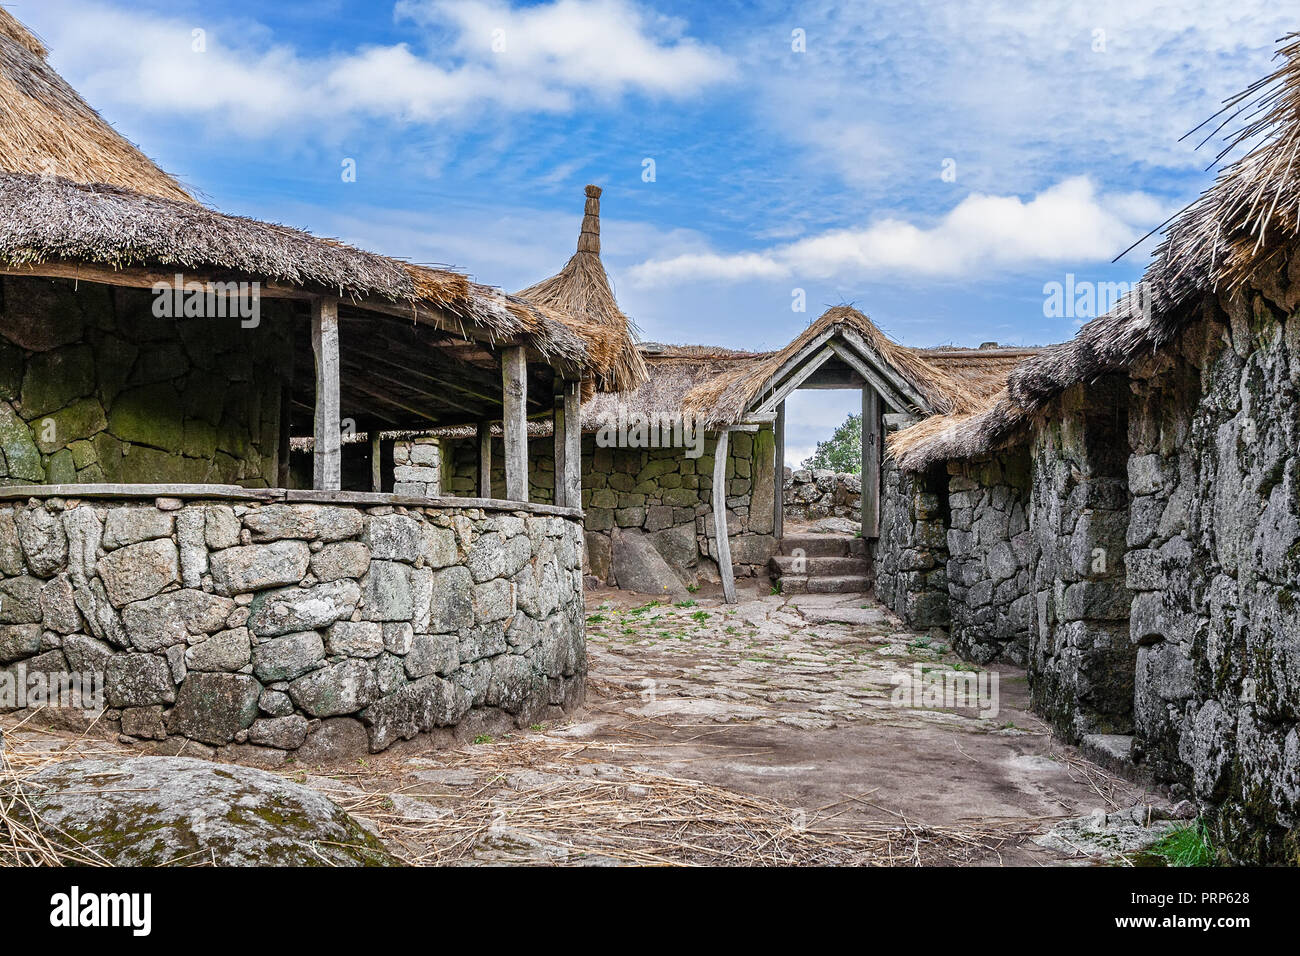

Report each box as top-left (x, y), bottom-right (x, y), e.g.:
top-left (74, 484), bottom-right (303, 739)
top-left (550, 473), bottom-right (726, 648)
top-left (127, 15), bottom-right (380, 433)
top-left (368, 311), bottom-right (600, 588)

top-left (711, 324), bottom-right (931, 602)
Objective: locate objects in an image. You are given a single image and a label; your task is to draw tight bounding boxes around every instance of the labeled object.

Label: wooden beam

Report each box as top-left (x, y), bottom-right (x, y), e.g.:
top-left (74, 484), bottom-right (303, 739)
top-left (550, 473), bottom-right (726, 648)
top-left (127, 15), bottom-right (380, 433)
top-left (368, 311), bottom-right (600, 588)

top-left (862, 387), bottom-right (881, 539)
top-left (552, 387), bottom-right (567, 508)
top-left (837, 328), bottom-right (933, 412)
top-left (562, 379), bottom-right (582, 510)
top-left (774, 401), bottom-right (785, 543)
top-left (502, 346), bottom-right (529, 502)
top-left (712, 429), bottom-right (736, 604)
top-left (752, 345), bottom-right (838, 416)
top-left (371, 432), bottom-right (383, 492)
top-left (476, 422), bottom-right (493, 498)
top-left (311, 296), bottom-right (342, 491)
top-left (828, 341), bottom-right (915, 415)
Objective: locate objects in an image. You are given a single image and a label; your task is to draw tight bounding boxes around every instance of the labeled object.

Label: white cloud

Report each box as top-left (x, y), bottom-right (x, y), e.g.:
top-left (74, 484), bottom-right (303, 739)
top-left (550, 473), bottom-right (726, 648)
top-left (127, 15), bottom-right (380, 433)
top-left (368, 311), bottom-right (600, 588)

top-left (741, 0), bottom-right (1296, 214)
top-left (628, 176), bottom-right (1166, 285)
top-left (33, 0), bottom-right (732, 133)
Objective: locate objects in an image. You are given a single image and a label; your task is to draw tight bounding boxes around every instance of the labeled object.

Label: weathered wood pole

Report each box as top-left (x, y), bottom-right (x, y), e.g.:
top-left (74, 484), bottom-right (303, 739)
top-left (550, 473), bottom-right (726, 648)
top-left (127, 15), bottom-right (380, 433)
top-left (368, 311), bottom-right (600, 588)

top-left (563, 379), bottom-right (582, 509)
top-left (861, 386), bottom-right (881, 539)
top-left (502, 346), bottom-right (529, 502)
top-left (370, 432), bottom-right (382, 492)
top-left (712, 429), bottom-right (736, 604)
top-left (774, 401), bottom-right (786, 542)
top-left (311, 296), bottom-right (341, 491)
top-left (476, 421), bottom-right (492, 498)
top-left (552, 385), bottom-right (567, 507)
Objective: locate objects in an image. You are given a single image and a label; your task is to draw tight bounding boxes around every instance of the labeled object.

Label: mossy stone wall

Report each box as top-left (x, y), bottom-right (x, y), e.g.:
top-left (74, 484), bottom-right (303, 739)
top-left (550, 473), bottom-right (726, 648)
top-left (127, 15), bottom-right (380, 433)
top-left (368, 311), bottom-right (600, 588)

top-left (0, 277), bottom-right (290, 487)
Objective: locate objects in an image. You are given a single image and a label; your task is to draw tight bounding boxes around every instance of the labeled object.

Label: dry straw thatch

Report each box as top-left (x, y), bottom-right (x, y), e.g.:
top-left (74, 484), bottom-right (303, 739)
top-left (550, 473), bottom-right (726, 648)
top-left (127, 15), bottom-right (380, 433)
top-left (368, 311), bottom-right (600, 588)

top-left (680, 306), bottom-right (999, 426)
top-left (891, 33), bottom-right (1300, 472)
top-left (518, 185), bottom-right (648, 392)
top-left (0, 9), bottom-right (626, 380)
top-left (586, 310), bottom-right (1035, 430)
top-left (0, 10), bottom-right (190, 202)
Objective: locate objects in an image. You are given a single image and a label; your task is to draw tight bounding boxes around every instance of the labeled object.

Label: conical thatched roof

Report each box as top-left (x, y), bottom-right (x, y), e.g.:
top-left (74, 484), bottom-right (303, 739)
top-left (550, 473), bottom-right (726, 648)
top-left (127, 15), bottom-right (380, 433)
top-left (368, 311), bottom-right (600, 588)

top-left (890, 32), bottom-right (1300, 472)
top-left (518, 185), bottom-right (648, 392)
top-left (0, 9), bottom-right (191, 201)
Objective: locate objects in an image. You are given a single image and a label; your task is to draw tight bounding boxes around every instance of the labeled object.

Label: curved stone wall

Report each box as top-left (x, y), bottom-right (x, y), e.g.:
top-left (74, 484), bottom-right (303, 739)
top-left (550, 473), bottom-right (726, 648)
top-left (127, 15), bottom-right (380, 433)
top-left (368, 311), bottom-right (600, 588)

top-left (0, 487), bottom-right (585, 762)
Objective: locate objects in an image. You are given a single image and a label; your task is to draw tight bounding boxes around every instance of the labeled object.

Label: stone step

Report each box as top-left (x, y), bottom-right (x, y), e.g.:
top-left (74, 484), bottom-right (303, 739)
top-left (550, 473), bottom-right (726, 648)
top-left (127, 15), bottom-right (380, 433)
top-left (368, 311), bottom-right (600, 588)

top-left (777, 574), bottom-right (873, 594)
top-left (769, 555), bottom-right (870, 576)
top-left (777, 533), bottom-right (855, 557)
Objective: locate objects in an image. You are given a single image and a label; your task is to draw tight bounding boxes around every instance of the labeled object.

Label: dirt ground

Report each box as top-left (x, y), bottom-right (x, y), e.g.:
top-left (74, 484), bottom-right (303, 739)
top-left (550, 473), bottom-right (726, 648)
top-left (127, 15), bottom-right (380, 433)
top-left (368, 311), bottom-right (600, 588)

top-left (1, 583), bottom-right (1167, 866)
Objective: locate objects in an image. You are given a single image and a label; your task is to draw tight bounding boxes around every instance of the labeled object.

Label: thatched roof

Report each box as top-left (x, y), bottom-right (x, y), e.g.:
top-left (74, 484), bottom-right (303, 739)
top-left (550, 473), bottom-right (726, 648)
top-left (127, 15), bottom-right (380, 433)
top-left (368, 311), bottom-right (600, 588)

top-left (583, 308), bottom-right (1036, 429)
top-left (890, 32), bottom-right (1300, 473)
top-left (0, 172), bottom-right (594, 368)
top-left (679, 306), bottom-right (1006, 426)
top-left (0, 8), bottom-right (628, 381)
top-left (0, 10), bottom-right (191, 202)
top-left (518, 185), bottom-right (648, 392)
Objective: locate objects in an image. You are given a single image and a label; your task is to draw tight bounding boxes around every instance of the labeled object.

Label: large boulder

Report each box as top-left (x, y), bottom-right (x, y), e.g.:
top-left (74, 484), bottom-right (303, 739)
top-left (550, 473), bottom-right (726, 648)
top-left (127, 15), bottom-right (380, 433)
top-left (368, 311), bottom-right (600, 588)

top-left (19, 756), bottom-right (396, 866)
top-left (610, 527), bottom-right (687, 600)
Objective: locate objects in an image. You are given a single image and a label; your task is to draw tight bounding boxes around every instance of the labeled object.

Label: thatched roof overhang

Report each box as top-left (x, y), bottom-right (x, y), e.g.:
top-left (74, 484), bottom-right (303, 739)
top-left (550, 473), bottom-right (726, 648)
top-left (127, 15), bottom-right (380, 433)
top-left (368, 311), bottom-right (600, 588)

top-left (890, 34), bottom-right (1300, 473)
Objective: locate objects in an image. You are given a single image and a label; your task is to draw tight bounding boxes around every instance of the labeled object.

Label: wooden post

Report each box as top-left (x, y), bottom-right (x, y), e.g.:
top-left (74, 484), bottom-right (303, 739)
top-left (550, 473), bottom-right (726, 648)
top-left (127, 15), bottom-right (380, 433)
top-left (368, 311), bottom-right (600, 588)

top-left (712, 429), bottom-right (736, 604)
top-left (311, 297), bottom-right (341, 491)
top-left (476, 421), bottom-right (492, 499)
top-left (502, 346), bottom-right (529, 502)
top-left (552, 386), bottom-right (567, 508)
top-left (862, 386), bottom-right (881, 539)
top-left (774, 401), bottom-right (786, 542)
top-left (563, 379), bottom-right (582, 510)
top-left (370, 432), bottom-right (382, 492)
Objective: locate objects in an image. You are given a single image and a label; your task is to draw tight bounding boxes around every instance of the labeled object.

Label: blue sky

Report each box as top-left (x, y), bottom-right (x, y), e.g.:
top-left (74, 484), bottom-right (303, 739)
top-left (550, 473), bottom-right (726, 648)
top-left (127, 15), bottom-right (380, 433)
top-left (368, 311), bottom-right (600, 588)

top-left (18, 0), bottom-right (1294, 462)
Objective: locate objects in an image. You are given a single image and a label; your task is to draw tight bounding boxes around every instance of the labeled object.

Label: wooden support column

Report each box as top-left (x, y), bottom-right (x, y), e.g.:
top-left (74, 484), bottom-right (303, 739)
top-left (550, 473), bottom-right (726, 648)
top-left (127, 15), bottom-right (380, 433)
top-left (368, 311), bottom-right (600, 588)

top-left (311, 296), bottom-right (341, 491)
top-left (552, 379), bottom-right (582, 508)
top-left (774, 401), bottom-right (786, 542)
top-left (563, 379), bottom-right (582, 510)
top-left (862, 386), bottom-right (881, 539)
top-left (476, 421), bottom-right (492, 499)
top-left (712, 429), bottom-right (737, 604)
top-left (370, 432), bottom-right (382, 492)
top-left (502, 346), bottom-right (529, 502)
top-left (552, 386), bottom-right (567, 507)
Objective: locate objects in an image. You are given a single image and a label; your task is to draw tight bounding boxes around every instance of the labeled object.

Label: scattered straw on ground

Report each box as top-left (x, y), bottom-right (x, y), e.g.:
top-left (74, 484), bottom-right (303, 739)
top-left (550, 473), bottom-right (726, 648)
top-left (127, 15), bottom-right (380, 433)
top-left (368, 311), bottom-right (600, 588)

top-left (0, 715), bottom-right (116, 867)
top-left (312, 735), bottom-right (1059, 867)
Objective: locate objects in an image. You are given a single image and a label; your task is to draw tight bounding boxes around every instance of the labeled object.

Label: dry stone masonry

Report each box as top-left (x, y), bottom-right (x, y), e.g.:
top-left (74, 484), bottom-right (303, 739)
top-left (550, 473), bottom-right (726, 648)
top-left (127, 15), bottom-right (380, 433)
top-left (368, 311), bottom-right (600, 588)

top-left (392, 439), bottom-right (442, 497)
top-left (782, 469), bottom-right (861, 522)
top-left (876, 275), bottom-right (1300, 862)
top-left (0, 277), bottom-right (289, 486)
top-left (945, 453), bottom-right (1034, 665)
top-left (873, 460), bottom-right (948, 633)
top-left (445, 431), bottom-right (777, 589)
top-left (0, 492), bottom-right (586, 761)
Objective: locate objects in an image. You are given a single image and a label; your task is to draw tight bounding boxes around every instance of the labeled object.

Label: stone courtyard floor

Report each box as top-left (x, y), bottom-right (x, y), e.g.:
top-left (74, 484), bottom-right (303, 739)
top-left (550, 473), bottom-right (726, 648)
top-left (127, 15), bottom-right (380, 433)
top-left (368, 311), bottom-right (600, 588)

top-left (2, 584), bottom-right (1168, 866)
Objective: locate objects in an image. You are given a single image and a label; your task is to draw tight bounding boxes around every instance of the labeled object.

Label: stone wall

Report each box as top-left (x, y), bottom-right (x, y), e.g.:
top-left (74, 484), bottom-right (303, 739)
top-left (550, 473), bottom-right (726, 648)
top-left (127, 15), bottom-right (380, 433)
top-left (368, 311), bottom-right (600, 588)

top-left (873, 459), bottom-right (949, 632)
top-left (945, 452), bottom-right (1034, 665)
top-left (0, 491), bottom-right (585, 761)
top-left (393, 439), bottom-right (441, 496)
top-left (782, 469), bottom-right (861, 522)
top-left (444, 429), bottom-right (778, 587)
top-left (1027, 379), bottom-right (1135, 740)
top-left (0, 277), bottom-right (290, 487)
top-left (1123, 281), bottom-right (1300, 863)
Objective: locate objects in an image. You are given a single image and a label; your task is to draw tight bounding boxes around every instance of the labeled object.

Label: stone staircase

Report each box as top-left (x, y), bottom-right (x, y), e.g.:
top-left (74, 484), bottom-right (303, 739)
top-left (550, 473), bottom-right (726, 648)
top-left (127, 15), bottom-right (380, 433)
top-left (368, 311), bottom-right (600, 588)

top-left (769, 533), bottom-right (872, 594)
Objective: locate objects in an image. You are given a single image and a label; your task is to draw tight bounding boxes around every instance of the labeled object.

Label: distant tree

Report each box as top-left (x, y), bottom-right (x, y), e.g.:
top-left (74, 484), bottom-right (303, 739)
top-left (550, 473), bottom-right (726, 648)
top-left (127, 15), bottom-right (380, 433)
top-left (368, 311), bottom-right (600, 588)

top-left (803, 413), bottom-right (861, 473)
